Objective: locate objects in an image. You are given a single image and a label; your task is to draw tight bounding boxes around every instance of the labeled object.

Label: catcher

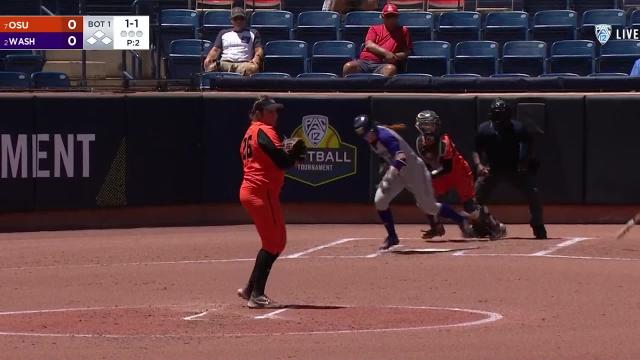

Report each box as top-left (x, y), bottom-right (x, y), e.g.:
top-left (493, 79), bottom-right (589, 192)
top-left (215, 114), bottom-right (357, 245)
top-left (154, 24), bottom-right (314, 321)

top-left (238, 95), bottom-right (306, 308)
top-left (415, 110), bottom-right (506, 240)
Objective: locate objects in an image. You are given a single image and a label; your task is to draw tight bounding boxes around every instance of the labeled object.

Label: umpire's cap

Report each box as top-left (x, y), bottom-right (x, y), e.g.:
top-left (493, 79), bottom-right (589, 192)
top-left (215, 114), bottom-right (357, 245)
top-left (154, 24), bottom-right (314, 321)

top-left (489, 98), bottom-right (511, 122)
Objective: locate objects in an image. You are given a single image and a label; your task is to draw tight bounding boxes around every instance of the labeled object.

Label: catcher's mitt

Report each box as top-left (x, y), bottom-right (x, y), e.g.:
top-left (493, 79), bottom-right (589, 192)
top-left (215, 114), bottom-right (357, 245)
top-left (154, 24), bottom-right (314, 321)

top-left (283, 138), bottom-right (307, 161)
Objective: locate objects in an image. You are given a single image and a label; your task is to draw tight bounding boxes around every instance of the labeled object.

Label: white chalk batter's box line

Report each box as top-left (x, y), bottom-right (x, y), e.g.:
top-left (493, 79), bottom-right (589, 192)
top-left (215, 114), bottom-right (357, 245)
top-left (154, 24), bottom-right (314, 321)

top-left (0, 304), bottom-right (504, 338)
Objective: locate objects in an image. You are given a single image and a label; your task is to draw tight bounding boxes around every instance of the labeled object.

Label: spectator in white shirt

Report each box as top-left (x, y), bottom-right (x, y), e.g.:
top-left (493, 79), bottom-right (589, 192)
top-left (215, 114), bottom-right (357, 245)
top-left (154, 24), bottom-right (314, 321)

top-left (204, 7), bottom-right (263, 76)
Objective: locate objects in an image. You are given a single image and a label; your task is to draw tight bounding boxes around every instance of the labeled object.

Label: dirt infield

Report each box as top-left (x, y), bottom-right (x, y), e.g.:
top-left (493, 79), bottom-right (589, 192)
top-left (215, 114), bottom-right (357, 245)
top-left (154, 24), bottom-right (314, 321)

top-left (0, 224), bottom-right (639, 359)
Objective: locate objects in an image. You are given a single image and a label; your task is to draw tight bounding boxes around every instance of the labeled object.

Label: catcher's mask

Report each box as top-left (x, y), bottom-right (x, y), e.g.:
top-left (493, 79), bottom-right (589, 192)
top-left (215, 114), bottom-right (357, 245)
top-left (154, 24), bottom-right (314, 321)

top-left (415, 110), bottom-right (441, 139)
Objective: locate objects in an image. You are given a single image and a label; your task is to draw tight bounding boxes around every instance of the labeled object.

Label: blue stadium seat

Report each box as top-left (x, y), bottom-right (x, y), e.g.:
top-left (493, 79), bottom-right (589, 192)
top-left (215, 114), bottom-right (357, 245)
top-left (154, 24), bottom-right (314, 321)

top-left (293, 11), bottom-right (340, 48)
top-left (311, 41), bottom-right (357, 75)
top-left (201, 10), bottom-right (231, 42)
top-left (296, 72), bottom-right (338, 79)
top-left (442, 73), bottom-right (481, 78)
top-left (398, 12), bottom-right (434, 41)
top-left (539, 73), bottom-right (579, 77)
top-left (250, 11), bottom-right (294, 44)
top-left (343, 11), bottom-right (383, 50)
top-left (453, 41), bottom-right (498, 76)
top-left (1, 52), bottom-right (44, 76)
top-left (501, 41), bottom-right (547, 77)
top-left (548, 40), bottom-right (596, 76)
top-left (0, 72), bottom-right (29, 89)
top-left (436, 12), bottom-right (481, 53)
top-left (490, 73), bottom-right (530, 78)
top-left (263, 40), bottom-right (308, 76)
top-left (345, 73), bottom-right (384, 79)
top-left (580, 9), bottom-right (626, 45)
top-left (406, 41), bottom-right (451, 76)
top-left (394, 73), bottom-right (432, 79)
top-left (200, 71), bottom-right (242, 88)
top-left (167, 39), bottom-right (212, 79)
top-left (589, 72), bottom-right (628, 76)
top-left (251, 72), bottom-right (291, 78)
top-left (160, 9), bottom-right (200, 57)
top-left (532, 10), bottom-right (577, 53)
top-left (599, 40), bottom-right (640, 74)
top-left (483, 12), bottom-right (529, 50)
top-left (31, 72), bottom-right (70, 89)
top-left (631, 9), bottom-right (640, 32)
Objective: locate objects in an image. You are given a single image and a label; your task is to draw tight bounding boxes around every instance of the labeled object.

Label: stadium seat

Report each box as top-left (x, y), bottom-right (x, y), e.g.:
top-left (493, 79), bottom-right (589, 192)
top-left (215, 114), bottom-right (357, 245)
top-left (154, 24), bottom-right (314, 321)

top-left (245, 0), bottom-right (282, 11)
top-left (250, 10), bottom-right (294, 44)
top-left (296, 72), bottom-right (338, 79)
top-left (490, 73), bottom-right (530, 77)
top-left (589, 72), bottom-right (628, 76)
top-left (159, 9), bottom-right (200, 57)
top-left (623, 0), bottom-right (640, 10)
top-left (200, 71), bottom-right (242, 88)
top-left (539, 72), bottom-right (579, 77)
top-left (394, 73), bottom-right (432, 78)
top-left (397, 12), bottom-right (433, 41)
top-left (251, 72), bottom-right (291, 78)
top-left (598, 40), bottom-right (640, 74)
top-left (532, 10), bottom-right (577, 53)
top-left (263, 40), bottom-right (308, 76)
top-left (198, 0), bottom-right (233, 10)
top-left (311, 40), bottom-right (357, 75)
top-left (501, 40), bottom-right (547, 77)
top-left (1, 52), bottom-right (44, 76)
top-left (483, 12), bottom-right (529, 50)
top-left (548, 40), bottom-right (596, 76)
top-left (574, 1), bottom-right (621, 17)
top-left (31, 72), bottom-right (71, 89)
top-left (201, 10), bottom-right (231, 42)
top-left (629, 9), bottom-right (640, 32)
top-left (580, 9), bottom-right (626, 45)
top-left (453, 41), bottom-right (498, 76)
top-left (167, 39), bottom-right (212, 79)
top-left (343, 11), bottom-right (383, 50)
top-left (442, 73), bottom-right (481, 77)
top-left (293, 11), bottom-right (340, 48)
top-left (435, 12), bottom-right (481, 53)
top-left (0, 72), bottom-right (29, 89)
top-left (345, 73), bottom-right (384, 79)
top-left (406, 41), bottom-right (451, 76)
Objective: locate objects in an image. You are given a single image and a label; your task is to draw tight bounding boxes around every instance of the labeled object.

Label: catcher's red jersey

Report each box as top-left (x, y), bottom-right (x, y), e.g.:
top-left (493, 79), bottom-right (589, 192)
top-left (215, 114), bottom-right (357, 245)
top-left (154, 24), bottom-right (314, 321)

top-left (240, 121), bottom-right (284, 189)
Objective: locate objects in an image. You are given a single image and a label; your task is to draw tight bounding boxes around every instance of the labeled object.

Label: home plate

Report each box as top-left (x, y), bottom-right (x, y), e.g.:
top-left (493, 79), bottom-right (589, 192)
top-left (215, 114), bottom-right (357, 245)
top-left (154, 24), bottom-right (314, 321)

top-left (390, 247), bottom-right (479, 255)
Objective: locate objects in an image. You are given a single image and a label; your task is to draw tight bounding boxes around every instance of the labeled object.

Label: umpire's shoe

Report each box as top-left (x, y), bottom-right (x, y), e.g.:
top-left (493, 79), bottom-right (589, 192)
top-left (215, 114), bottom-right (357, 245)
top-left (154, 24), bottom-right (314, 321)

top-left (379, 235), bottom-right (399, 250)
top-left (532, 225), bottom-right (548, 239)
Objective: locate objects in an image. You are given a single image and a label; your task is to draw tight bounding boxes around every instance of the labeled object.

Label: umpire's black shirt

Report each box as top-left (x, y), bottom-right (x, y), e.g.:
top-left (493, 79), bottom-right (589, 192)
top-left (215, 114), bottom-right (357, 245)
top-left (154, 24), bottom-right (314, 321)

top-left (475, 120), bottom-right (531, 173)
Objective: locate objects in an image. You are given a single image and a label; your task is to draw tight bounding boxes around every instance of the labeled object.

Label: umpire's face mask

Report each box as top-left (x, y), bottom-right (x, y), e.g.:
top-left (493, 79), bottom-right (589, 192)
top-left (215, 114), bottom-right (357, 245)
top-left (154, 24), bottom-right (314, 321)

top-left (490, 110), bottom-right (511, 130)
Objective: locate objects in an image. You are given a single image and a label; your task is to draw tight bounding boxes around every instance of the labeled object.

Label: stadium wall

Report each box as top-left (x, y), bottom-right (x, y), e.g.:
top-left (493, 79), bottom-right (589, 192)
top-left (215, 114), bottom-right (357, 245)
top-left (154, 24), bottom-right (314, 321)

top-left (0, 92), bottom-right (638, 230)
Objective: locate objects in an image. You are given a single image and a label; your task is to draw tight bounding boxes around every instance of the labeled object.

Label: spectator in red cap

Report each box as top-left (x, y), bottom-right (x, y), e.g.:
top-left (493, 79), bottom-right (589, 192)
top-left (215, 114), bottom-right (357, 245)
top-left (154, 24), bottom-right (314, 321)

top-left (342, 3), bottom-right (412, 77)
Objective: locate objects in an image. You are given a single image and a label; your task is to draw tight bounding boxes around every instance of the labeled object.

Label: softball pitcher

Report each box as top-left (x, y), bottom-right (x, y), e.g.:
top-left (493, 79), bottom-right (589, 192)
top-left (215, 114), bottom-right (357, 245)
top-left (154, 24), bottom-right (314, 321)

top-left (353, 115), bottom-right (472, 250)
top-left (238, 96), bottom-right (306, 308)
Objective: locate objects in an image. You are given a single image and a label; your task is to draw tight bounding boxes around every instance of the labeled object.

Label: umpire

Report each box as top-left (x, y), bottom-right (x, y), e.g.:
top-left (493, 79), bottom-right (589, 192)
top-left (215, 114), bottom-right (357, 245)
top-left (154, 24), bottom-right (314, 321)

top-left (472, 98), bottom-right (547, 239)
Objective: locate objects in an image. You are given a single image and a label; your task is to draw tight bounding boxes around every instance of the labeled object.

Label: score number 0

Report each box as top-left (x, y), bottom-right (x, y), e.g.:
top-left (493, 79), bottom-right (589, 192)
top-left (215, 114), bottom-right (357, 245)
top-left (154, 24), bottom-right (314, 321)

top-left (67, 19), bottom-right (77, 46)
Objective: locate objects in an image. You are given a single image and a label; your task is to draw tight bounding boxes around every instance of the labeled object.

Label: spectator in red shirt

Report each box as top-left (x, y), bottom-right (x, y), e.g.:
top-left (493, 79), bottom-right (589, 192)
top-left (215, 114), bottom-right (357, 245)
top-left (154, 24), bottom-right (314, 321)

top-left (342, 3), bottom-right (412, 77)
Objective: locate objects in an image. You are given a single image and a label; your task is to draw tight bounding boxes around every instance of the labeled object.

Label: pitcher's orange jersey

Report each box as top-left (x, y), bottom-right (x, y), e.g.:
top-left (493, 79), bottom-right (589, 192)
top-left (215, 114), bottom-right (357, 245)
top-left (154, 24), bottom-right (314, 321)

top-left (240, 121), bottom-right (285, 189)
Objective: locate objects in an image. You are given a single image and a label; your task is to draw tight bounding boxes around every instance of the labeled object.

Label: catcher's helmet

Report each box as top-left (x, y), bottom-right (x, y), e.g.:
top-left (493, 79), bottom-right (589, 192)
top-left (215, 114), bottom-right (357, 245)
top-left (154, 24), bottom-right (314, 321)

top-left (489, 98), bottom-right (511, 124)
top-left (415, 110), bottom-right (441, 136)
top-left (353, 114), bottom-right (376, 136)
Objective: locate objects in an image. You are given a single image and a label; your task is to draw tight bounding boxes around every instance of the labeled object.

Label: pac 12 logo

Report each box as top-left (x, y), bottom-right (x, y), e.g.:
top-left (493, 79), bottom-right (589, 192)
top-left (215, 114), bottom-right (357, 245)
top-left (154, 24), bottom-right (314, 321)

top-left (285, 115), bottom-right (357, 186)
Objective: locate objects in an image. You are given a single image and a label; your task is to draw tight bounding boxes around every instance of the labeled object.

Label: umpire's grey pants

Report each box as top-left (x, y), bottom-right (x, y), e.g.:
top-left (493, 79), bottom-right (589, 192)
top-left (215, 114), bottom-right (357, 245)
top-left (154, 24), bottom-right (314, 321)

top-left (374, 159), bottom-right (440, 216)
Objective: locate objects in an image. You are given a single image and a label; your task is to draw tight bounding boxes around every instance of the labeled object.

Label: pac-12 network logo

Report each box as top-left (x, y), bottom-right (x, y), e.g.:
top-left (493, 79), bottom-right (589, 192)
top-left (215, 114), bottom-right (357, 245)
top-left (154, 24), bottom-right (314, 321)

top-left (595, 24), bottom-right (612, 45)
top-left (285, 115), bottom-right (357, 186)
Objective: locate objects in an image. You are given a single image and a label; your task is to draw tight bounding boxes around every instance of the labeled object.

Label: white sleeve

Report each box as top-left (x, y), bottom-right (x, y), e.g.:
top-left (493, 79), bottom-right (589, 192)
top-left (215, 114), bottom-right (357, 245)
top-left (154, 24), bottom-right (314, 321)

top-left (322, 0), bottom-right (334, 11)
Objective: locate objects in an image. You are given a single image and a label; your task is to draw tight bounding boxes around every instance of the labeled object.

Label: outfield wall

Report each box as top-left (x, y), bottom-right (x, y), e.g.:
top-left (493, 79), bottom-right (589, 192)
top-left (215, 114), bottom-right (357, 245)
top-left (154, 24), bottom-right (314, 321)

top-left (0, 92), bottom-right (638, 229)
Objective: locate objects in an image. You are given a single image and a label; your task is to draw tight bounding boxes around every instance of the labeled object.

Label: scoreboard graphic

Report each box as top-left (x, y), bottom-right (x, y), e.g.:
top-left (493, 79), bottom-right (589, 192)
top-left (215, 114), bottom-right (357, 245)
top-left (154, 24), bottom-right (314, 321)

top-left (0, 16), bottom-right (149, 50)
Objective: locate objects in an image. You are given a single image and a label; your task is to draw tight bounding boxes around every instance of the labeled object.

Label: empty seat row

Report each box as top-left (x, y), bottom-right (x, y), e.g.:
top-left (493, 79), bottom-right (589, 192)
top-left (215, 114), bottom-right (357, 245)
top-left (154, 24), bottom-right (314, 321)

top-left (0, 72), bottom-right (71, 89)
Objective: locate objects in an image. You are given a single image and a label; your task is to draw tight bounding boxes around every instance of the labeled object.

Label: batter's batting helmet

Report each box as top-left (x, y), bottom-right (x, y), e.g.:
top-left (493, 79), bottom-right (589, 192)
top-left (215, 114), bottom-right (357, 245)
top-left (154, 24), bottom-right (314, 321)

top-left (353, 114), bottom-right (376, 136)
top-left (415, 110), bottom-right (441, 136)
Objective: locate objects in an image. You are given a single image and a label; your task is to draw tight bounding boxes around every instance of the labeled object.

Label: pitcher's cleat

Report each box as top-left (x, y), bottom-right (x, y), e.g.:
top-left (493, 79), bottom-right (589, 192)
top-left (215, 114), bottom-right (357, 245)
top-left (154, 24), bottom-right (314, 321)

top-left (489, 223), bottom-right (507, 240)
top-left (237, 287), bottom-right (251, 301)
top-left (421, 224), bottom-right (446, 239)
top-left (247, 295), bottom-right (275, 309)
top-left (379, 235), bottom-right (400, 250)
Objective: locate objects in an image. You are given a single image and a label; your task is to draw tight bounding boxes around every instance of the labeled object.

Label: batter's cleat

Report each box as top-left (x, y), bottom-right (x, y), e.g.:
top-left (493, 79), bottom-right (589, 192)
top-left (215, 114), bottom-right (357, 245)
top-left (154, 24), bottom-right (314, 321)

top-left (237, 287), bottom-right (251, 301)
top-left (379, 235), bottom-right (400, 250)
top-left (247, 295), bottom-right (274, 309)
top-left (489, 223), bottom-right (507, 240)
top-left (533, 225), bottom-right (548, 239)
top-left (422, 224), bottom-right (446, 239)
